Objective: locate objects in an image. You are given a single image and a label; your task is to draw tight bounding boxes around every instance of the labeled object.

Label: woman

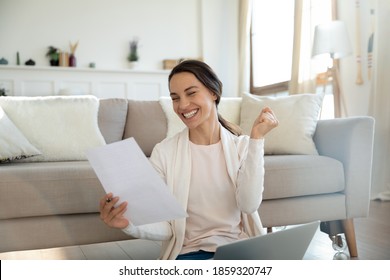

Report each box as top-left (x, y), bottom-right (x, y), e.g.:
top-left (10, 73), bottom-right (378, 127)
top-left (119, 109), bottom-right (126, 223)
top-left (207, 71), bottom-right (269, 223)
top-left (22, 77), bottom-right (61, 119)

top-left (99, 60), bottom-right (278, 260)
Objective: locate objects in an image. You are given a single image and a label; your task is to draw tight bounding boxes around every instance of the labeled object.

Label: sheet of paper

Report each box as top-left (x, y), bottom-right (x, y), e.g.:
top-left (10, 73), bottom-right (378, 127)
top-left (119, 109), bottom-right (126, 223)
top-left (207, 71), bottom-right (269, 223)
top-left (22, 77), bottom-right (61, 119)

top-left (86, 137), bottom-right (187, 226)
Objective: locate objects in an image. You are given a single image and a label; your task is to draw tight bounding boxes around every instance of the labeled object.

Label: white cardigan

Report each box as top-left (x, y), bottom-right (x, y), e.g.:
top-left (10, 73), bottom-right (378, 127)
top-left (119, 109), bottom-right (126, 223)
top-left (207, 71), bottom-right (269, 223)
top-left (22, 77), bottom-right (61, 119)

top-left (123, 125), bottom-right (266, 259)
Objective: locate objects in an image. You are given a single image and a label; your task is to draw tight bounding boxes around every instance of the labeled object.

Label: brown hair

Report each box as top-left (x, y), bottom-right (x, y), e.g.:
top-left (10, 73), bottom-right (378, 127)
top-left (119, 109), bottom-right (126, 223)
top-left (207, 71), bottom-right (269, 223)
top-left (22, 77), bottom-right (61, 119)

top-left (168, 60), bottom-right (242, 136)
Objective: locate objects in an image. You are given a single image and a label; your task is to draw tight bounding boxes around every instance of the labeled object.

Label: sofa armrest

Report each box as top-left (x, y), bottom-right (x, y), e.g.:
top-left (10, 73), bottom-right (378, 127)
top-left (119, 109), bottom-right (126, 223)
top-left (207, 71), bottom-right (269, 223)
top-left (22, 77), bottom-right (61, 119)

top-left (313, 117), bottom-right (375, 218)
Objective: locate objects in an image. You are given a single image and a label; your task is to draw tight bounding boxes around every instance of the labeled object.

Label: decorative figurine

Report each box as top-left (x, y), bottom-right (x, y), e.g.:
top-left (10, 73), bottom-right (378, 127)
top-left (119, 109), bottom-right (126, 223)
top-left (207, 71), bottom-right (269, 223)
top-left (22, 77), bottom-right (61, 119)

top-left (25, 59), bottom-right (36, 66)
top-left (0, 58), bottom-right (8, 65)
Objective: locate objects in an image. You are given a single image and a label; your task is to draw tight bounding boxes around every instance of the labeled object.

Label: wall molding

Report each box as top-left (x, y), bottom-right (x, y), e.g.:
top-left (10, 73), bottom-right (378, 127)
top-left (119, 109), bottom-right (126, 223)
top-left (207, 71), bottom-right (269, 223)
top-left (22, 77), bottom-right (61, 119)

top-left (0, 66), bottom-right (170, 100)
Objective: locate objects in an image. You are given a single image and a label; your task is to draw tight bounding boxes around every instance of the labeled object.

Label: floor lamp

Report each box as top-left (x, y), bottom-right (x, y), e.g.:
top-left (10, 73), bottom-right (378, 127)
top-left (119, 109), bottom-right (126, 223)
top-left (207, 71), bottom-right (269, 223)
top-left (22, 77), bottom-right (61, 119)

top-left (312, 21), bottom-right (352, 118)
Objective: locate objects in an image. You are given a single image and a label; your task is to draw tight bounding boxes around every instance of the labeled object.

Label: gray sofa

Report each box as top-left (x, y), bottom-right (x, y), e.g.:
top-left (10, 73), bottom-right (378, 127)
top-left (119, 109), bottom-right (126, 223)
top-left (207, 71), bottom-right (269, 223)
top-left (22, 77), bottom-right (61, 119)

top-left (0, 98), bottom-right (375, 258)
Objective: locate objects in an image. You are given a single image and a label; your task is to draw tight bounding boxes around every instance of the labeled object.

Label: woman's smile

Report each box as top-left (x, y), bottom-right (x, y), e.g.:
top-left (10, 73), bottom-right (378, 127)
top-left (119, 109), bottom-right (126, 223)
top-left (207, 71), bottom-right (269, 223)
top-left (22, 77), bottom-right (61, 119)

top-left (183, 109), bottom-right (199, 119)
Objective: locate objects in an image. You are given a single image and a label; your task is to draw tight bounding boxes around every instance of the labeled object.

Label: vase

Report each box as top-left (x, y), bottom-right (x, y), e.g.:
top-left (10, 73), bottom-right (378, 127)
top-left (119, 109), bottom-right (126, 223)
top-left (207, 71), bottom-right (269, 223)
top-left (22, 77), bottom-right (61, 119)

top-left (59, 52), bottom-right (69, 67)
top-left (69, 54), bottom-right (77, 67)
top-left (50, 60), bottom-right (59, 66)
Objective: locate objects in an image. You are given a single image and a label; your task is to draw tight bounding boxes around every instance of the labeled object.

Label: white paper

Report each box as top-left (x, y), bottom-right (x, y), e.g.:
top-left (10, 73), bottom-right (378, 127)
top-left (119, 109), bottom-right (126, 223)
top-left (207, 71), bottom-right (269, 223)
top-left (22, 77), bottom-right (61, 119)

top-left (86, 137), bottom-right (187, 226)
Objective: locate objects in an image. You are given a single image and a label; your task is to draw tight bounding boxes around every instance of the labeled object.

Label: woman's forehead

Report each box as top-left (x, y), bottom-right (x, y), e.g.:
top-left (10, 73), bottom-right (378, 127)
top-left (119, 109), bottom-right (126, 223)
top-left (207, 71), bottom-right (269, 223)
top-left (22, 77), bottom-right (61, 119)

top-left (169, 72), bottom-right (202, 90)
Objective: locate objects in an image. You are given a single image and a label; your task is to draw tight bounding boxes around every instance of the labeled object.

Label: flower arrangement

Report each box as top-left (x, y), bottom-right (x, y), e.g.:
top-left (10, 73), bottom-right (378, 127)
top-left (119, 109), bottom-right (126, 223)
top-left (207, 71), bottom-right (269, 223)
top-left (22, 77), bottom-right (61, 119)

top-left (69, 41), bottom-right (79, 67)
top-left (128, 38), bottom-right (139, 62)
top-left (69, 41), bottom-right (79, 55)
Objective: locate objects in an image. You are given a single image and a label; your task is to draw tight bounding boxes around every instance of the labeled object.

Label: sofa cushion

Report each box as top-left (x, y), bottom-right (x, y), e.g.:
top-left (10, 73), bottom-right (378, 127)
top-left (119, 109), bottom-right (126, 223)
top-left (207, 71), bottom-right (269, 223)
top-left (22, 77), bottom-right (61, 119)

top-left (123, 100), bottom-right (167, 157)
top-left (0, 161), bottom-right (104, 220)
top-left (240, 92), bottom-right (324, 155)
top-left (98, 98), bottom-right (128, 144)
top-left (263, 155), bottom-right (345, 200)
top-left (0, 95), bottom-right (106, 161)
top-left (0, 106), bottom-right (41, 162)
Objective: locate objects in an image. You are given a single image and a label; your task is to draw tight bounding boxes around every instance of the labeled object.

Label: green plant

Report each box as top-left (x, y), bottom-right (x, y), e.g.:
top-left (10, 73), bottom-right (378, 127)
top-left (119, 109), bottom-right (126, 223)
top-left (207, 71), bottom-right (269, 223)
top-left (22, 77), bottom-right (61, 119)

top-left (128, 39), bottom-right (139, 62)
top-left (46, 46), bottom-right (59, 61)
top-left (0, 88), bottom-right (7, 96)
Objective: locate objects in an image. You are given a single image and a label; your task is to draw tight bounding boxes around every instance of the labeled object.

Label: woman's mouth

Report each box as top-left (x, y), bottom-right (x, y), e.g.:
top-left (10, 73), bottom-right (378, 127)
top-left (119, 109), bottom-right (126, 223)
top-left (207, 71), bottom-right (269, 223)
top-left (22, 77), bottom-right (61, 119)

top-left (182, 109), bottom-right (198, 119)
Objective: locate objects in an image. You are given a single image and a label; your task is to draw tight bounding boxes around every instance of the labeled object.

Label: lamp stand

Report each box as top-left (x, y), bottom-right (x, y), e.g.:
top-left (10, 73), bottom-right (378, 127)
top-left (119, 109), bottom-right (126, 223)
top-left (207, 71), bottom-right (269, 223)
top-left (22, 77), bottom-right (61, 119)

top-left (328, 59), bottom-right (348, 118)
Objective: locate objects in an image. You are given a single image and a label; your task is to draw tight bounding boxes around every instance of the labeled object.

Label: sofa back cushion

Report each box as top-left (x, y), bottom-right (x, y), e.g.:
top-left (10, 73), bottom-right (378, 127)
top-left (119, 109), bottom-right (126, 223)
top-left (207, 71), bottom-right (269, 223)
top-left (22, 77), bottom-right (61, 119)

top-left (123, 100), bottom-right (167, 156)
top-left (98, 98), bottom-right (129, 144)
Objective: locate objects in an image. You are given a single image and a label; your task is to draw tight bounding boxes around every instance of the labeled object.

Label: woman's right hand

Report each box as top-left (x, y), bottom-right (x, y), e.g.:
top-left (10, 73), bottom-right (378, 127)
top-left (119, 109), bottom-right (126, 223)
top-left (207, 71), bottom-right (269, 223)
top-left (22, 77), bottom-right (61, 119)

top-left (99, 193), bottom-right (129, 229)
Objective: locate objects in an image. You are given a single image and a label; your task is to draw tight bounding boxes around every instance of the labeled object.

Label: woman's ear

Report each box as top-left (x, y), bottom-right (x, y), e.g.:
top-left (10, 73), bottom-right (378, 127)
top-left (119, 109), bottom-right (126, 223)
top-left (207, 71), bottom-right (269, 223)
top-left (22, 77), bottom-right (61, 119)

top-left (209, 90), bottom-right (218, 101)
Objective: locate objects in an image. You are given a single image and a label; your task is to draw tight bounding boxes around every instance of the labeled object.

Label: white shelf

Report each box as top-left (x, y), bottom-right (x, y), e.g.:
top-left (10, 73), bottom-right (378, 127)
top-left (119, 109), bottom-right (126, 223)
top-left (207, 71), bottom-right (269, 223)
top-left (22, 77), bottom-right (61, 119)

top-left (0, 65), bottom-right (170, 99)
top-left (0, 65), bottom-right (170, 75)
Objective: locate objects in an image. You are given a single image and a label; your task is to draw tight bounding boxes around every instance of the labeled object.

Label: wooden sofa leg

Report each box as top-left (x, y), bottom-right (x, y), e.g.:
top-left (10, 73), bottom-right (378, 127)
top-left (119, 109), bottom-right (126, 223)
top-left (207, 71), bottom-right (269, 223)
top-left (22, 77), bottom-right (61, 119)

top-left (342, 218), bottom-right (358, 258)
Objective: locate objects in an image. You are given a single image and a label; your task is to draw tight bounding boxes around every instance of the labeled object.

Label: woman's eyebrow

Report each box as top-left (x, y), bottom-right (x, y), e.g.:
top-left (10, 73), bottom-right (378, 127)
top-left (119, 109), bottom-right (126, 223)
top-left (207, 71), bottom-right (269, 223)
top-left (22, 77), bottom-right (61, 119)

top-left (184, 86), bottom-right (198, 92)
top-left (170, 86), bottom-right (199, 96)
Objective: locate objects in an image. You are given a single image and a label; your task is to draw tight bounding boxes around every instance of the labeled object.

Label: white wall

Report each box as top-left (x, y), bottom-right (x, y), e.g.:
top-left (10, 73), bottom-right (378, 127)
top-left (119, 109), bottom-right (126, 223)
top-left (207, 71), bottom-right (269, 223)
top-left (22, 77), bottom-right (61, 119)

top-left (201, 0), bottom-right (239, 97)
top-left (337, 0), bottom-right (369, 117)
top-left (338, 0), bottom-right (390, 196)
top-left (0, 0), bottom-right (239, 96)
top-left (0, 0), bottom-right (201, 70)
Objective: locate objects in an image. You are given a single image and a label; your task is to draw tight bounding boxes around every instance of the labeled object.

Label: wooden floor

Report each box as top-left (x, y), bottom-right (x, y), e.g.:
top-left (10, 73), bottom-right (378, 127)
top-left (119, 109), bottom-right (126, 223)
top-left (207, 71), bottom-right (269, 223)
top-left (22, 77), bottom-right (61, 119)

top-left (1, 200), bottom-right (388, 260)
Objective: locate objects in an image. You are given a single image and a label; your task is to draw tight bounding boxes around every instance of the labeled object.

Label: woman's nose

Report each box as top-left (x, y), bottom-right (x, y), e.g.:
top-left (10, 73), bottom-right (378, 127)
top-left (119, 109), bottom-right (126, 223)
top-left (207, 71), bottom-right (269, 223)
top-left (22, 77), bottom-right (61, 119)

top-left (178, 97), bottom-right (189, 109)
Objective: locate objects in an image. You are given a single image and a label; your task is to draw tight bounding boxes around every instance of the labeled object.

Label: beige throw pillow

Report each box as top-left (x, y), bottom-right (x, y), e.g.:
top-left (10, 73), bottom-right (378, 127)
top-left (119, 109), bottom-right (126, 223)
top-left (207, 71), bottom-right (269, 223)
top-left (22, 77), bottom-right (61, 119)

top-left (240, 92), bottom-right (324, 155)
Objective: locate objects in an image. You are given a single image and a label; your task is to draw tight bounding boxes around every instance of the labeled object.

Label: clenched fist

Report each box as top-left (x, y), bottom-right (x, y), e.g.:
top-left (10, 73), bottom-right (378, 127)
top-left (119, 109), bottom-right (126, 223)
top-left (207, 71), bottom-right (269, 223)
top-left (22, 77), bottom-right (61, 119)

top-left (250, 107), bottom-right (279, 139)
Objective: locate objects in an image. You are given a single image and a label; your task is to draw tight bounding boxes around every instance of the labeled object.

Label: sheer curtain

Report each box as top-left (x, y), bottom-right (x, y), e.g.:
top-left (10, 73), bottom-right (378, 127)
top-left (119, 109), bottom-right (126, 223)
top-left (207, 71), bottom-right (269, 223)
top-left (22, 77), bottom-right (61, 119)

top-left (368, 0), bottom-right (390, 199)
top-left (289, 0), bottom-right (317, 94)
top-left (238, 0), bottom-right (252, 94)
top-left (289, 0), bottom-right (334, 96)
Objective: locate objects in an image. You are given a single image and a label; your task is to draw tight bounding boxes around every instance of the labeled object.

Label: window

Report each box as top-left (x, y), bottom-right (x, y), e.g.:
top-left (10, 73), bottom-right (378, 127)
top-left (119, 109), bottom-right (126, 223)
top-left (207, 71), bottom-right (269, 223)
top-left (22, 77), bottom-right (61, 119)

top-left (250, 0), bottom-right (295, 95)
top-left (250, 0), bottom-right (333, 96)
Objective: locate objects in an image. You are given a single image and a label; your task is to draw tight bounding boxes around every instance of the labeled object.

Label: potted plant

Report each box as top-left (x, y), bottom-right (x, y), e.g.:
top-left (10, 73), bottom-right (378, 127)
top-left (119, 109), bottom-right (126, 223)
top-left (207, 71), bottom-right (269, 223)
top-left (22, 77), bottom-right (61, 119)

top-left (46, 46), bottom-right (59, 66)
top-left (127, 38), bottom-right (139, 68)
top-left (0, 87), bottom-right (7, 96)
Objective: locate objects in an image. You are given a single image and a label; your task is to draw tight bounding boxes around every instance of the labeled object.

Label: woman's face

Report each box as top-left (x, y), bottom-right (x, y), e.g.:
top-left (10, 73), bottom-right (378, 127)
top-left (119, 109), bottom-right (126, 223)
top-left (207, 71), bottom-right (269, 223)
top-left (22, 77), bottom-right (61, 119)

top-left (169, 72), bottom-right (218, 130)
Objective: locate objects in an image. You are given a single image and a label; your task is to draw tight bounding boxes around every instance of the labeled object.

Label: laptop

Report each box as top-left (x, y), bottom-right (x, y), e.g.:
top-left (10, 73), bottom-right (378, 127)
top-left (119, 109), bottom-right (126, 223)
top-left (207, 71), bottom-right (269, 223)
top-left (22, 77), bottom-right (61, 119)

top-left (213, 220), bottom-right (320, 260)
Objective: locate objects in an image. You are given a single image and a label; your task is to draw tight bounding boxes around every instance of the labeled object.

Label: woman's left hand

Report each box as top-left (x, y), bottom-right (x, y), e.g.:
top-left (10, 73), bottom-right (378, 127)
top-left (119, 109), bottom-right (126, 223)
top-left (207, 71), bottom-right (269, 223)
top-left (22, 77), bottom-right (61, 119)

top-left (250, 107), bottom-right (279, 139)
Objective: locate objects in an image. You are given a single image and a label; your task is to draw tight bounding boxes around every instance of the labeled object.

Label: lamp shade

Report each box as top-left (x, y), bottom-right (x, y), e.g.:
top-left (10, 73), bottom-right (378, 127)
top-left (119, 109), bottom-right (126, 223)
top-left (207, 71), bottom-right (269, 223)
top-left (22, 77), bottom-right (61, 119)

top-left (312, 20), bottom-right (352, 59)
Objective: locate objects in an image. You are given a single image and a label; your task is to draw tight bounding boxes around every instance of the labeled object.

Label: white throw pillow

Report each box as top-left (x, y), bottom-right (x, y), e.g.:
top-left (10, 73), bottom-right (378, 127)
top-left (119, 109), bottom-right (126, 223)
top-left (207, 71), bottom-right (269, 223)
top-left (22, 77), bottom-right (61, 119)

top-left (0, 96), bottom-right (106, 161)
top-left (159, 96), bottom-right (186, 138)
top-left (218, 97), bottom-right (241, 125)
top-left (240, 92), bottom-right (324, 155)
top-left (0, 106), bottom-right (41, 162)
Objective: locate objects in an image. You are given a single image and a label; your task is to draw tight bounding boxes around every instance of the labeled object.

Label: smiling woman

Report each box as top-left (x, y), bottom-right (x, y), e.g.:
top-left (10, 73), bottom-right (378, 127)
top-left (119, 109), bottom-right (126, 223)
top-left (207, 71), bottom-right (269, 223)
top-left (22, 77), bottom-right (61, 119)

top-left (99, 59), bottom-right (278, 260)
top-left (168, 60), bottom-right (242, 139)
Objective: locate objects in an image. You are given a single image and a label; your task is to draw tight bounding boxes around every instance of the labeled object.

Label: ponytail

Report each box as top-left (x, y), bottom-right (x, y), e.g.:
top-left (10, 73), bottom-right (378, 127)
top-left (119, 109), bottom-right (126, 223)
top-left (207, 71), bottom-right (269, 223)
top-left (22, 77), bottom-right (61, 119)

top-left (217, 113), bottom-right (242, 136)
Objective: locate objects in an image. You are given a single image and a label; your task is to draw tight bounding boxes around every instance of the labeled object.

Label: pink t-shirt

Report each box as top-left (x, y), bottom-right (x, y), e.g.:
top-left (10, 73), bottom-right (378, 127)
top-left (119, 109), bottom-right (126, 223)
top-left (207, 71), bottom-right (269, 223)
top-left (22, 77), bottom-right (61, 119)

top-left (181, 141), bottom-right (249, 254)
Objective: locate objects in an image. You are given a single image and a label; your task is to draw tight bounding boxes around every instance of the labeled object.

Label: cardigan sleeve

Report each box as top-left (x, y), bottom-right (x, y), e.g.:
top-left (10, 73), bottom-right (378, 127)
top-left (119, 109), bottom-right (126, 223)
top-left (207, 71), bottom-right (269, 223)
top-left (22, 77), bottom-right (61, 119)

top-left (122, 221), bottom-right (173, 241)
top-left (235, 138), bottom-right (265, 214)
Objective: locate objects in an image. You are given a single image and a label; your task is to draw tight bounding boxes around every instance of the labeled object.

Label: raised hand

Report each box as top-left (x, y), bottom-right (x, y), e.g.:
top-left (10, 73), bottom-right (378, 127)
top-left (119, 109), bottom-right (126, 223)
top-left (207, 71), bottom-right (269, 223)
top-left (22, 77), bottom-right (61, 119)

top-left (250, 107), bottom-right (279, 139)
